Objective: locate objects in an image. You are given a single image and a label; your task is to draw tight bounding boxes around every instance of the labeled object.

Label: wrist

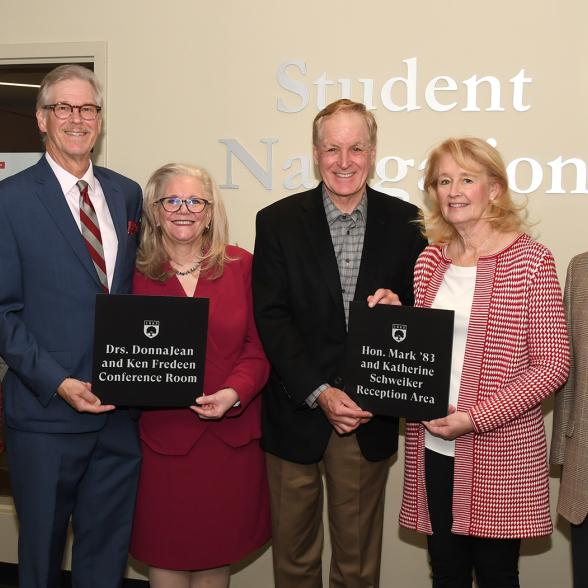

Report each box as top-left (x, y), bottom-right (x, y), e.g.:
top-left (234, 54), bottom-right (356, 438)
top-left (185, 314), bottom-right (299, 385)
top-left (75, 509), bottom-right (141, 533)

top-left (305, 383), bottom-right (329, 409)
top-left (316, 385), bottom-right (334, 408)
top-left (226, 387), bottom-right (240, 407)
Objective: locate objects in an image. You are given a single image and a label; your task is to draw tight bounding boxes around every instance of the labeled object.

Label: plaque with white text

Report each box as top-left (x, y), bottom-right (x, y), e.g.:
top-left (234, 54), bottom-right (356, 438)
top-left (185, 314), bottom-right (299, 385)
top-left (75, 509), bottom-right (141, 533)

top-left (345, 302), bottom-right (454, 420)
top-left (92, 294), bottom-right (209, 406)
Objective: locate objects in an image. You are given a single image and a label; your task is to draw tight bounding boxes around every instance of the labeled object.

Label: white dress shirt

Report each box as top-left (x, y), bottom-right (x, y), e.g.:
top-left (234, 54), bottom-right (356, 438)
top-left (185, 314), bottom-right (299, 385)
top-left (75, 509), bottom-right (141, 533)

top-left (45, 153), bottom-right (118, 289)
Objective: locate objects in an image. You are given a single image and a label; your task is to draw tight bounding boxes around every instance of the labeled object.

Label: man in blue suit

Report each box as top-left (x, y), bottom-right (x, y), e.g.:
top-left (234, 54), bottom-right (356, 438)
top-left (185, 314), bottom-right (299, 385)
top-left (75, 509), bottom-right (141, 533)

top-left (0, 64), bottom-right (143, 587)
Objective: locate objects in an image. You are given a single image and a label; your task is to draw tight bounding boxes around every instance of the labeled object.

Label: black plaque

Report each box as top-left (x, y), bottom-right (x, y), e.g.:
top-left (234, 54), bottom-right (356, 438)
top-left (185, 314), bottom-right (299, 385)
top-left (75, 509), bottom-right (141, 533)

top-left (345, 302), bottom-right (454, 420)
top-left (92, 294), bottom-right (208, 406)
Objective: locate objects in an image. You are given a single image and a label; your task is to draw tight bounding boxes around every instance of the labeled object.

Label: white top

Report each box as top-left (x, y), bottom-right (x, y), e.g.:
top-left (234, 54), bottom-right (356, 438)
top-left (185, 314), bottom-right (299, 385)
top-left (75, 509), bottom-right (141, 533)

top-left (425, 263), bottom-right (476, 457)
top-left (45, 153), bottom-right (118, 289)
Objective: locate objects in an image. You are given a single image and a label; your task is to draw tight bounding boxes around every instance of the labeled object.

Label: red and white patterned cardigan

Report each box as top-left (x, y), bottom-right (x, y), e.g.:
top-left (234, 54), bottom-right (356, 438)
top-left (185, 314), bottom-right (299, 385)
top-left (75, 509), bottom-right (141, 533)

top-left (399, 234), bottom-right (569, 538)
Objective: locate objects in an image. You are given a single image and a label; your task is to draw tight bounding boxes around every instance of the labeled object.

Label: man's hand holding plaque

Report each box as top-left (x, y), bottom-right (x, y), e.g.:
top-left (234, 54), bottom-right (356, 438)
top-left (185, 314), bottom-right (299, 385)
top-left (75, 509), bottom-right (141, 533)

top-left (366, 288), bottom-right (402, 307)
top-left (57, 377), bottom-right (115, 414)
top-left (317, 386), bottom-right (373, 434)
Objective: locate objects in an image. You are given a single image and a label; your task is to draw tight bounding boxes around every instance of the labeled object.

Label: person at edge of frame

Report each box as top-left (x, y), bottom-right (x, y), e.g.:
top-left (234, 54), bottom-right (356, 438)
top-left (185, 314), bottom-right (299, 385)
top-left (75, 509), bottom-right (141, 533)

top-left (551, 251), bottom-right (588, 588)
top-left (0, 64), bottom-right (143, 588)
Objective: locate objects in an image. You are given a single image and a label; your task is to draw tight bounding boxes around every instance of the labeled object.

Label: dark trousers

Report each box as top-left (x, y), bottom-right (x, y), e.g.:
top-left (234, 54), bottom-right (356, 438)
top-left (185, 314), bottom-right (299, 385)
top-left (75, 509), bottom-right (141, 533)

top-left (571, 516), bottom-right (588, 588)
top-left (425, 449), bottom-right (521, 588)
top-left (6, 411), bottom-right (141, 588)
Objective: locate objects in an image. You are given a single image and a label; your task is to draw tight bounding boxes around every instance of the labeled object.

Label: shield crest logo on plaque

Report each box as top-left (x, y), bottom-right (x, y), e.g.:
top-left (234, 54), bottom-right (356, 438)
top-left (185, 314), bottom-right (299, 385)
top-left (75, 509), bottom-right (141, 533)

top-left (144, 320), bottom-right (160, 339)
top-left (391, 323), bottom-right (407, 343)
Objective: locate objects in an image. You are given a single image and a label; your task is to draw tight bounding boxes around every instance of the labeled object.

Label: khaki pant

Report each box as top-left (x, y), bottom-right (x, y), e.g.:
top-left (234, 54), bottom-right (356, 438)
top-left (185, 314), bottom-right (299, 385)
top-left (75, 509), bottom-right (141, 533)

top-left (266, 432), bottom-right (390, 588)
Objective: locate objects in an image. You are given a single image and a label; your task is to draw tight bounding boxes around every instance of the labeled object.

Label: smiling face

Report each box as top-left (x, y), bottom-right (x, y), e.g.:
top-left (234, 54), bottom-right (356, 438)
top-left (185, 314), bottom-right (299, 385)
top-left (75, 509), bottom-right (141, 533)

top-left (434, 154), bottom-right (500, 233)
top-left (157, 175), bottom-right (211, 254)
top-left (313, 111), bottom-right (375, 212)
top-left (36, 78), bottom-right (101, 176)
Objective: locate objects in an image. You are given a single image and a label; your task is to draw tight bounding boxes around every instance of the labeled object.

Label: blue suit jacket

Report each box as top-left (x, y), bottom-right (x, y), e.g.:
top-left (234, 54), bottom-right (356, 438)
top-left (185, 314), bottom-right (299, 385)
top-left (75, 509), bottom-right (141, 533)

top-left (0, 156), bottom-right (142, 433)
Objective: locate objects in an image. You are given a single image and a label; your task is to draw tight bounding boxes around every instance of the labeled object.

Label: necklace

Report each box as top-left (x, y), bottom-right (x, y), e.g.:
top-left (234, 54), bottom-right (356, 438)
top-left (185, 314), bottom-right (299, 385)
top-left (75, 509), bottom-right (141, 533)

top-left (173, 260), bottom-right (201, 276)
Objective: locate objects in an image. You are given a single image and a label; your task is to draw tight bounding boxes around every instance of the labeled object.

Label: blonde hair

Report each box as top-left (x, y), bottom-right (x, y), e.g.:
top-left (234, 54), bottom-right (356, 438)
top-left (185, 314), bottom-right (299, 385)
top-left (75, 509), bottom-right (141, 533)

top-left (312, 99), bottom-right (377, 147)
top-left (137, 163), bottom-right (231, 281)
top-left (422, 137), bottom-right (526, 244)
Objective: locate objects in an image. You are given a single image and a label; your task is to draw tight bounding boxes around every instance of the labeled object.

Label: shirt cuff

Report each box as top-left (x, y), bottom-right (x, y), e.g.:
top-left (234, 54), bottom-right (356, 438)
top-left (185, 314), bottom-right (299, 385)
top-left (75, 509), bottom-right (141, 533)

top-left (305, 383), bottom-right (329, 409)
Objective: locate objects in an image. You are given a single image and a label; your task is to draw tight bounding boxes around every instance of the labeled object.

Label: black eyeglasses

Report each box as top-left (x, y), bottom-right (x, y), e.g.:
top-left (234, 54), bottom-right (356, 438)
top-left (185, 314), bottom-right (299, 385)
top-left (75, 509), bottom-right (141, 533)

top-left (155, 197), bottom-right (212, 214)
top-left (43, 102), bottom-right (102, 121)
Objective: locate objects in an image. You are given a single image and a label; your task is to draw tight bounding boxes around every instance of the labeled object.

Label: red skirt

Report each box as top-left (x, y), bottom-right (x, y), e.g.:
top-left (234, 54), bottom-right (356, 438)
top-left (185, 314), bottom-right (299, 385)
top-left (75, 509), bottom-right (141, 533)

top-left (130, 430), bottom-right (271, 570)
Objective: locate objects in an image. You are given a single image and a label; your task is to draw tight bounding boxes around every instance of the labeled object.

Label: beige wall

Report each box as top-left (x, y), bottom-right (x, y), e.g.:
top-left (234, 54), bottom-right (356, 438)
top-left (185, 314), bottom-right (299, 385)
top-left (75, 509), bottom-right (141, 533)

top-left (2, 0), bottom-right (587, 585)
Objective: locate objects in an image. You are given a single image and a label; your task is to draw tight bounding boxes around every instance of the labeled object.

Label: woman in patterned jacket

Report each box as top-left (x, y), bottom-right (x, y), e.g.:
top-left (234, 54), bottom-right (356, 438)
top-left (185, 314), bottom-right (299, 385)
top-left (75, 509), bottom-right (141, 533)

top-left (399, 137), bottom-right (569, 587)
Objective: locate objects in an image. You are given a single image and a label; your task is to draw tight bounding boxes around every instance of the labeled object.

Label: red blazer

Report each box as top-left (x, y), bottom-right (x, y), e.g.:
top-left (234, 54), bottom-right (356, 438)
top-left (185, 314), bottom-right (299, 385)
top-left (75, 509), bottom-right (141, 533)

top-left (133, 245), bottom-right (270, 455)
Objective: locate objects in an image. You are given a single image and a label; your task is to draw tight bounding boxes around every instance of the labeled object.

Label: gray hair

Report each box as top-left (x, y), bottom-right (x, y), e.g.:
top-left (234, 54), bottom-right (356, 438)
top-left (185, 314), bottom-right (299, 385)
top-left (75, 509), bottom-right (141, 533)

top-left (36, 64), bottom-right (103, 110)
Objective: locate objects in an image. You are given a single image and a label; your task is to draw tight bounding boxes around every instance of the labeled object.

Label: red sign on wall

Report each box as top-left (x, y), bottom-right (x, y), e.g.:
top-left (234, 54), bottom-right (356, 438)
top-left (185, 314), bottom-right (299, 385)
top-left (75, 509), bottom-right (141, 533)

top-left (0, 162), bottom-right (5, 169)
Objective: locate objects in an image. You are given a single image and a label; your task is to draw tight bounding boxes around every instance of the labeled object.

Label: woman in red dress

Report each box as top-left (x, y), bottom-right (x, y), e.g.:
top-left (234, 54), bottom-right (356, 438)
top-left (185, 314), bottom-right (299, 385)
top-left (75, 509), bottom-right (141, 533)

top-left (130, 163), bottom-right (271, 588)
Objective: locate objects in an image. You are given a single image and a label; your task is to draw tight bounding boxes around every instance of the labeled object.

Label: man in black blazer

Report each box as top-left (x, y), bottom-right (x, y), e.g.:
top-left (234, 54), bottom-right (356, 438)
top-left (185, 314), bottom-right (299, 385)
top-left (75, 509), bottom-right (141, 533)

top-left (0, 65), bottom-right (142, 587)
top-left (253, 99), bottom-right (427, 587)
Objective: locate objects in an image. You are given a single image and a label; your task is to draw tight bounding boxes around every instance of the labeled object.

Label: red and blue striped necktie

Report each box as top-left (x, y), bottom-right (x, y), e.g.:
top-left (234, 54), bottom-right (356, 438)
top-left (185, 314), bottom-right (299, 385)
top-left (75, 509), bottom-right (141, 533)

top-left (77, 180), bottom-right (109, 293)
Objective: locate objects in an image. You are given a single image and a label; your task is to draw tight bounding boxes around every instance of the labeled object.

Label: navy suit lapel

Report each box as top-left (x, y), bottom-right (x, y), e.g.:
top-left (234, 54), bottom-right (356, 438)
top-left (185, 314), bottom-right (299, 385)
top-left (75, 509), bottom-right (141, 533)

top-left (300, 184), bottom-right (345, 314)
top-left (32, 157), bottom-right (101, 288)
top-left (95, 167), bottom-right (127, 293)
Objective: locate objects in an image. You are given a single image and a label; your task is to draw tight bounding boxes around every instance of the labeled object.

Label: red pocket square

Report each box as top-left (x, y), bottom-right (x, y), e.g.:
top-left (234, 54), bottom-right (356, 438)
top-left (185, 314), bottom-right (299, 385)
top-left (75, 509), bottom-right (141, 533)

top-left (127, 220), bottom-right (139, 235)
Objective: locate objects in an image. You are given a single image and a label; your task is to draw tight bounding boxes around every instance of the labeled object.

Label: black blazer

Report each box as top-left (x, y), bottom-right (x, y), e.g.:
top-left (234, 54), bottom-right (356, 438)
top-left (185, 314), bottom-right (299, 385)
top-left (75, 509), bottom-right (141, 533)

top-left (253, 183), bottom-right (427, 463)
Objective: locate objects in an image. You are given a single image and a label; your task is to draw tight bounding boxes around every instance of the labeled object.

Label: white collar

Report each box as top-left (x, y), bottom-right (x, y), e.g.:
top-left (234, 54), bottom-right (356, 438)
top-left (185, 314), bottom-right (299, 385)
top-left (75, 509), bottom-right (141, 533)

top-left (45, 152), bottom-right (96, 196)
